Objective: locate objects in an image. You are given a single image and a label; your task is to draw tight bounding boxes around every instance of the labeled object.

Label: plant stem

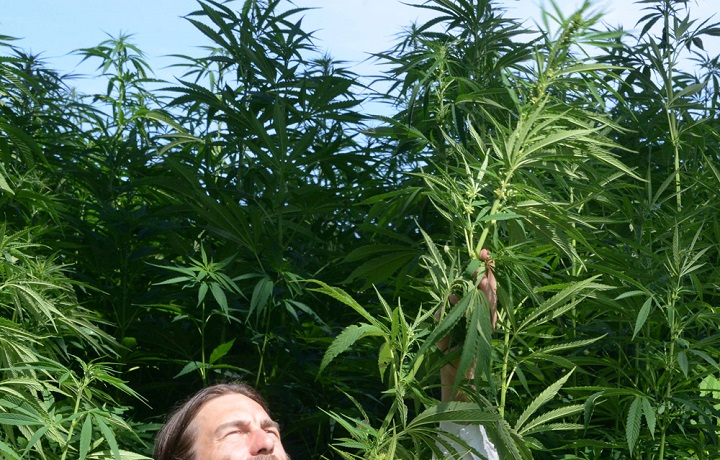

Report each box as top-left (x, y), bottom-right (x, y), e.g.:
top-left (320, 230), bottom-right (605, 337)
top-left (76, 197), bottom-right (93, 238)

top-left (660, 0), bottom-right (682, 211)
top-left (60, 377), bottom-right (87, 460)
top-left (473, 188), bottom-right (506, 256)
top-left (200, 301), bottom-right (207, 386)
top-left (255, 310), bottom-right (271, 388)
top-left (499, 328), bottom-right (511, 418)
top-left (658, 426), bottom-right (666, 460)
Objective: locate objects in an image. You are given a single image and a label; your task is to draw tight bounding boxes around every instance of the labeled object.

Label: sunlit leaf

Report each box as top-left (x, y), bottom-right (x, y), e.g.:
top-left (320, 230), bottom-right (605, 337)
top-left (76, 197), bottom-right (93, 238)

top-left (209, 339), bottom-right (236, 364)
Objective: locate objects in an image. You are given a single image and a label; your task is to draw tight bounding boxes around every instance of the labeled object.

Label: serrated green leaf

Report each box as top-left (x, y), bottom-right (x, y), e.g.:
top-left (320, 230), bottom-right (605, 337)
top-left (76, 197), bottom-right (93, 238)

top-left (673, 82), bottom-right (706, 101)
top-left (614, 290), bottom-right (647, 300)
top-left (378, 341), bottom-right (392, 383)
top-left (530, 336), bottom-right (606, 357)
top-left (515, 368), bottom-right (575, 432)
top-left (344, 251), bottom-right (416, 287)
top-left (0, 440), bottom-right (20, 460)
top-left (641, 397), bottom-right (656, 438)
top-left (249, 277), bottom-right (273, 320)
top-left (406, 402), bottom-right (500, 428)
top-left (584, 392), bottom-right (603, 429)
top-left (0, 412), bottom-right (42, 426)
top-left (689, 349), bottom-right (720, 372)
top-left (284, 299), bottom-right (326, 327)
top-left (80, 415), bottom-right (93, 460)
top-left (475, 212), bottom-right (523, 222)
top-left (319, 323), bottom-right (384, 374)
top-left (520, 277), bottom-right (601, 331)
top-left (308, 280), bottom-right (381, 328)
top-left (626, 396), bottom-right (643, 454)
top-left (152, 275), bottom-right (194, 286)
top-left (21, 425), bottom-right (47, 458)
top-left (209, 282), bottom-right (228, 313)
top-left (677, 351), bottom-right (688, 377)
top-left (174, 361), bottom-right (202, 378)
top-left (94, 414), bottom-right (120, 459)
top-left (198, 282), bottom-right (208, 306)
top-left (633, 297), bottom-right (653, 340)
top-left (0, 168), bottom-right (14, 195)
top-left (416, 291), bottom-right (471, 360)
top-left (518, 404), bottom-right (584, 435)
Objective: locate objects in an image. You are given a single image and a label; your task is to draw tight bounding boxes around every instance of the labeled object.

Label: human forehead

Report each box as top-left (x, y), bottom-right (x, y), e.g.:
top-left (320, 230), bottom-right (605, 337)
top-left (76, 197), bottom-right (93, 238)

top-left (195, 393), bottom-right (276, 431)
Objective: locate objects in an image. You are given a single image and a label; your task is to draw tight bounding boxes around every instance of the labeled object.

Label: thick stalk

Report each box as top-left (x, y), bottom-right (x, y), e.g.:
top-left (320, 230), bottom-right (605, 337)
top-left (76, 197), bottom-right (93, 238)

top-left (658, 277), bottom-right (680, 460)
top-left (658, 338), bottom-right (674, 460)
top-left (658, 427), bottom-right (666, 460)
top-left (473, 182), bottom-right (508, 257)
top-left (660, 1), bottom-right (682, 211)
top-left (569, 188), bottom-right (581, 339)
top-left (670, 117), bottom-right (681, 211)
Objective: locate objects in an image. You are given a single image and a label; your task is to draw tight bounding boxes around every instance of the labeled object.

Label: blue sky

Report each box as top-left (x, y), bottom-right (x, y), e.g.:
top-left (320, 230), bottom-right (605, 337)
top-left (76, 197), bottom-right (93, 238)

top-left (1, 0), bottom-right (717, 93)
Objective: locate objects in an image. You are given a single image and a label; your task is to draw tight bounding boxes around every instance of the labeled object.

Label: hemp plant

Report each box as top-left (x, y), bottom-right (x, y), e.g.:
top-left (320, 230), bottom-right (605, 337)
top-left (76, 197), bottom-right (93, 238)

top-left (153, 245), bottom-right (242, 386)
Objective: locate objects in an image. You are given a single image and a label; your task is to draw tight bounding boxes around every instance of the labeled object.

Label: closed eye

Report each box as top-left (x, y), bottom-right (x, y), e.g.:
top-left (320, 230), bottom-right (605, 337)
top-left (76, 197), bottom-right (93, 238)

top-left (261, 419), bottom-right (281, 438)
top-left (223, 429), bottom-right (247, 438)
top-left (215, 421), bottom-right (251, 439)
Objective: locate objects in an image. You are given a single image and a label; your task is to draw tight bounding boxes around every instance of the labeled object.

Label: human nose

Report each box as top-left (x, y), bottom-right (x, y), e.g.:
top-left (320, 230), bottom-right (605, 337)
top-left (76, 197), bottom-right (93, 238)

top-left (248, 428), bottom-right (275, 455)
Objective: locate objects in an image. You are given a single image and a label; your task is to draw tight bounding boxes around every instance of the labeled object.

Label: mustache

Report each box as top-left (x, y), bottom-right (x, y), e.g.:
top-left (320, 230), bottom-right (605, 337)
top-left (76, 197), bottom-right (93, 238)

top-left (251, 453), bottom-right (290, 460)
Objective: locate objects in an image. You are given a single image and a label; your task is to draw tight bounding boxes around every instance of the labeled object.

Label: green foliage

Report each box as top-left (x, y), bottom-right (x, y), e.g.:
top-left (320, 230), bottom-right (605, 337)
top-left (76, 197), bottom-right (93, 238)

top-left (313, 280), bottom-right (522, 459)
top-left (0, 230), bottom-right (150, 458)
top-left (151, 245), bottom-right (244, 385)
top-left (1, 0), bottom-right (719, 458)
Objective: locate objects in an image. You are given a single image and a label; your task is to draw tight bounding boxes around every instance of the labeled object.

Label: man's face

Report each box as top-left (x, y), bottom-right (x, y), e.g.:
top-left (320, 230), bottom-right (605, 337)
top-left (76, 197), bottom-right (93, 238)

top-left (192, 393), bottom-right (288, 460)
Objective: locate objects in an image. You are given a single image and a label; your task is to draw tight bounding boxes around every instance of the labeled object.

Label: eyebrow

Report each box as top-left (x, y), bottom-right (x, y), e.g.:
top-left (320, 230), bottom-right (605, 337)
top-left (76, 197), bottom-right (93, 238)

top-left (214, 419), bottom-right (281, 437)
top-left (262, 419), bottom-right (281, 431)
